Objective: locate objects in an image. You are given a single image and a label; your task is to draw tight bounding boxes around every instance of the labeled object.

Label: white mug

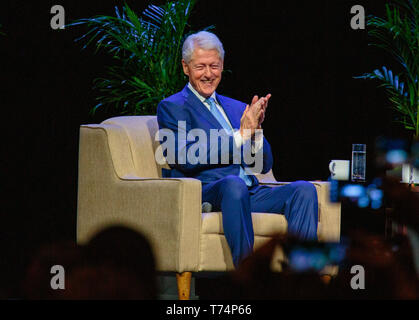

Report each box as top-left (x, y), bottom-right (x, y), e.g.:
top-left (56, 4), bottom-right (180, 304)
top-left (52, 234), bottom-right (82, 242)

top-left (329, 160), bottom-right (350, 181)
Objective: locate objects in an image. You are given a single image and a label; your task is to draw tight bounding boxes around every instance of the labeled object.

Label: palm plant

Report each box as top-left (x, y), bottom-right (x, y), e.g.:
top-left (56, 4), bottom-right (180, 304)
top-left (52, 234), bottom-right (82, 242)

top-left (355, 0), bottom-right (419, 137)
top-left (69, 0), bottom-right (211, 115)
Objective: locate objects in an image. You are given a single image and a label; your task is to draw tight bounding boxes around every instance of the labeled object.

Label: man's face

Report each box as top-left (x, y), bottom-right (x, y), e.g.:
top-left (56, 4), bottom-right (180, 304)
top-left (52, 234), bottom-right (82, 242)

top-left (182, 47), bottom-right (223, 98)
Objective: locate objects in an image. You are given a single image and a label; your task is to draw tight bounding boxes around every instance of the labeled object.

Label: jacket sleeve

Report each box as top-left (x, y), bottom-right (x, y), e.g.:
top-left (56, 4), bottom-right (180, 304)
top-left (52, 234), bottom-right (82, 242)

top-left (261, 136), bottom-right (273, 174)
top-left (241, 134), bottom-right (273, 175)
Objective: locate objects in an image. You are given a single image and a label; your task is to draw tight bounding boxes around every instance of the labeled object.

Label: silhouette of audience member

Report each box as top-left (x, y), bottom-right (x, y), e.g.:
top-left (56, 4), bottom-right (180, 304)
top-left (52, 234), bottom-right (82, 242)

top-left (63, 226), bottom-right (157, 299)
top-left (217, 235), bottom-right (332, 299)
top-left (22, 241), bottom-right (82, 299)
top-left (329, 230), bottom-right (418, 299)
top-left (23, 226), bottom-right (157, 299)
top-left (218, 232), bottom-right (418, 300)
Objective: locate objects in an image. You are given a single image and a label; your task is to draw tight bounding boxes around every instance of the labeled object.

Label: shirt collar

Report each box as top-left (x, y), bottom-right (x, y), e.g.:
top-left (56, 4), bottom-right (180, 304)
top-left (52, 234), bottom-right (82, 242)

top-left (188, 83), bottom-right (217, 104)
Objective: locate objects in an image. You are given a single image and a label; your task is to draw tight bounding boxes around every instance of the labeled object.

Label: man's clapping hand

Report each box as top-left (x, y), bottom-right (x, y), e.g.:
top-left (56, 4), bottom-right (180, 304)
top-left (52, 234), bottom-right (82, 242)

top-left (240, 93), bottom-right (271, 140)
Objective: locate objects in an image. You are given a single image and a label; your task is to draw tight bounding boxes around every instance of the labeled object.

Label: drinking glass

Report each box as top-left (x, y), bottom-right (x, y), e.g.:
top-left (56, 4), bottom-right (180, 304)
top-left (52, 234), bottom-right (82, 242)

top-left (351, 144), bottom-right (366, 182)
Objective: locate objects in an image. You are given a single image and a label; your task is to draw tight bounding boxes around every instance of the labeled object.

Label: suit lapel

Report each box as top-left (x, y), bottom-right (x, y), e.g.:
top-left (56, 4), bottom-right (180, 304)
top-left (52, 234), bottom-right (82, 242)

top-left (216, 93), bottom-right (240, 129)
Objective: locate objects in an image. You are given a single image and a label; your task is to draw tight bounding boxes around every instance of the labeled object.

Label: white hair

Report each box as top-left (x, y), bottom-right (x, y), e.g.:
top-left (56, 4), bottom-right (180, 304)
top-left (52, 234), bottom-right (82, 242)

top-left (182, 31), bottom-right (225, 63)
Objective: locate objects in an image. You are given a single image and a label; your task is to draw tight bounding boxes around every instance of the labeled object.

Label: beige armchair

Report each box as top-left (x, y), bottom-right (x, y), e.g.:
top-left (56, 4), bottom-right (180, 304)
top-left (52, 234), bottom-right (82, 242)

top-left (77, 116), bottom-right (341, 299)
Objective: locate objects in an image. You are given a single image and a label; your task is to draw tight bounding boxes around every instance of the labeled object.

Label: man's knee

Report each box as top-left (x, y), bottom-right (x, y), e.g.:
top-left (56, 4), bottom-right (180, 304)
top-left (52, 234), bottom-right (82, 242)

top-left (219, 175), bottom-right (249, 200)
top-left (290, 180), bottom-right (317, 197)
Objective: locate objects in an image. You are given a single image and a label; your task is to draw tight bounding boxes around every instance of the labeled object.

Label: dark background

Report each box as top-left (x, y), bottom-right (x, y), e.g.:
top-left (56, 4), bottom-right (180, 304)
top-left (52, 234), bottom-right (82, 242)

top-left (0, 0), bottom-right (409, 294)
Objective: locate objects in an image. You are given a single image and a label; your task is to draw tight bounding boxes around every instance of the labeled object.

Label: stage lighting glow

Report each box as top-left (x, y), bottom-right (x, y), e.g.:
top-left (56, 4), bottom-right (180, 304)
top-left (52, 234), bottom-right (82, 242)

top-left (386, 149), bottom-right (408, 164)
top-left (368, 188), bottom-right (383, 201)
top-left (341, 184), bottom-right (365, 198)
top-left (357, 196), bottom-right (370, 208)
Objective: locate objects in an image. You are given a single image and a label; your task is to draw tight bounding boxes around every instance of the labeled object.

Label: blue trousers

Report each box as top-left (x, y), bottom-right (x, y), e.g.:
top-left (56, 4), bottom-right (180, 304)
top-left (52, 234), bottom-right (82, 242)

top-left (202, 176), bottom-right (318, 267)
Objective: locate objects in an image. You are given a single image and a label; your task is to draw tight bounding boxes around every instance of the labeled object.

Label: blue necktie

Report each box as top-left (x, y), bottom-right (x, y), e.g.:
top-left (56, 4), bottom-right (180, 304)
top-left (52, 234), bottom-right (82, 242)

top-left (206, 97), bottom-right (233, 132)
top-left (206, 97), bottom-right (253, 187)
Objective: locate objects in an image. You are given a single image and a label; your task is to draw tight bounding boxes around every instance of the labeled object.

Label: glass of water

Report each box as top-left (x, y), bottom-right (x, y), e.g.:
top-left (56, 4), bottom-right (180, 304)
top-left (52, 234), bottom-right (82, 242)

top-left (351, 144), bottom-right (366, 182)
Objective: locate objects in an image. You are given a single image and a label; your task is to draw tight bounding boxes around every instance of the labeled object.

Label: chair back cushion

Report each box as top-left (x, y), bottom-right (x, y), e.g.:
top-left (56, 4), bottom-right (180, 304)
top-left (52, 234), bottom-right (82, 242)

top-left (102, 116), bottom-right (168, 178)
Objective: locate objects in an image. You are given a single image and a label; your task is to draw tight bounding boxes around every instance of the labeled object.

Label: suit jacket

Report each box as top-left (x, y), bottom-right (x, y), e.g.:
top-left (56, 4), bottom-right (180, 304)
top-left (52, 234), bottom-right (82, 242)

top-left (156, 85), bottom-right (273, 185)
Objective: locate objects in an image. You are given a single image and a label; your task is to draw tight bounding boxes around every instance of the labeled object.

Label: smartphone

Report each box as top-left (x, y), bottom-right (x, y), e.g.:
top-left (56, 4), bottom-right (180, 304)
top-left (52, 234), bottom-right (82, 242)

top-left (284, 240), bottom-right (348, 273)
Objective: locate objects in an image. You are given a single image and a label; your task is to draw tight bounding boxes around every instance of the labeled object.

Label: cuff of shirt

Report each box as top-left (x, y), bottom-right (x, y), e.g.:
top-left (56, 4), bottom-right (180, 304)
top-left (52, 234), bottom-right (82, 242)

top-left (253, 129), bottom-right (264, 153)
top-left (233, 129), bottom-right (263, 153)
top-left (233, 130), bottom-right (244, 148)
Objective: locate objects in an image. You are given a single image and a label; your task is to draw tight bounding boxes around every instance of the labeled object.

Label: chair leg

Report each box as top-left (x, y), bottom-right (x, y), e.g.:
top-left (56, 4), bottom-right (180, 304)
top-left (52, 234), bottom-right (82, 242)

top-left (176, 272), bottom-right (192, 300)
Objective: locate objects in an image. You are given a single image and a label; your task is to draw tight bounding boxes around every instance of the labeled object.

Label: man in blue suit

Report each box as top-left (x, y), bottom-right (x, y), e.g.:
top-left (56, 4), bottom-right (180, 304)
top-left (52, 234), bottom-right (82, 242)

top-left (157, 31), bottom-right (318, 267)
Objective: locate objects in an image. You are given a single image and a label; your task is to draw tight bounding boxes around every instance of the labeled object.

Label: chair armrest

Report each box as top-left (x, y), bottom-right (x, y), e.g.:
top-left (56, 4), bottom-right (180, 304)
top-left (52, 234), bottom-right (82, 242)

top-left (258, 181), bottom-right (341, 242)
top-left (77, 177), bottom-right (202, 272)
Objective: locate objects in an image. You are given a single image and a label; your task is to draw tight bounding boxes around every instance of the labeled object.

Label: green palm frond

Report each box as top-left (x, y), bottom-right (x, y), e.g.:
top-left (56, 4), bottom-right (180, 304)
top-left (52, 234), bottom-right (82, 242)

top-left (357, 66), bottom-right (417, 129)
top-left (68, 0), bottom-right (211, 115)
top-left (356, 0), bottom-right (419, 136)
